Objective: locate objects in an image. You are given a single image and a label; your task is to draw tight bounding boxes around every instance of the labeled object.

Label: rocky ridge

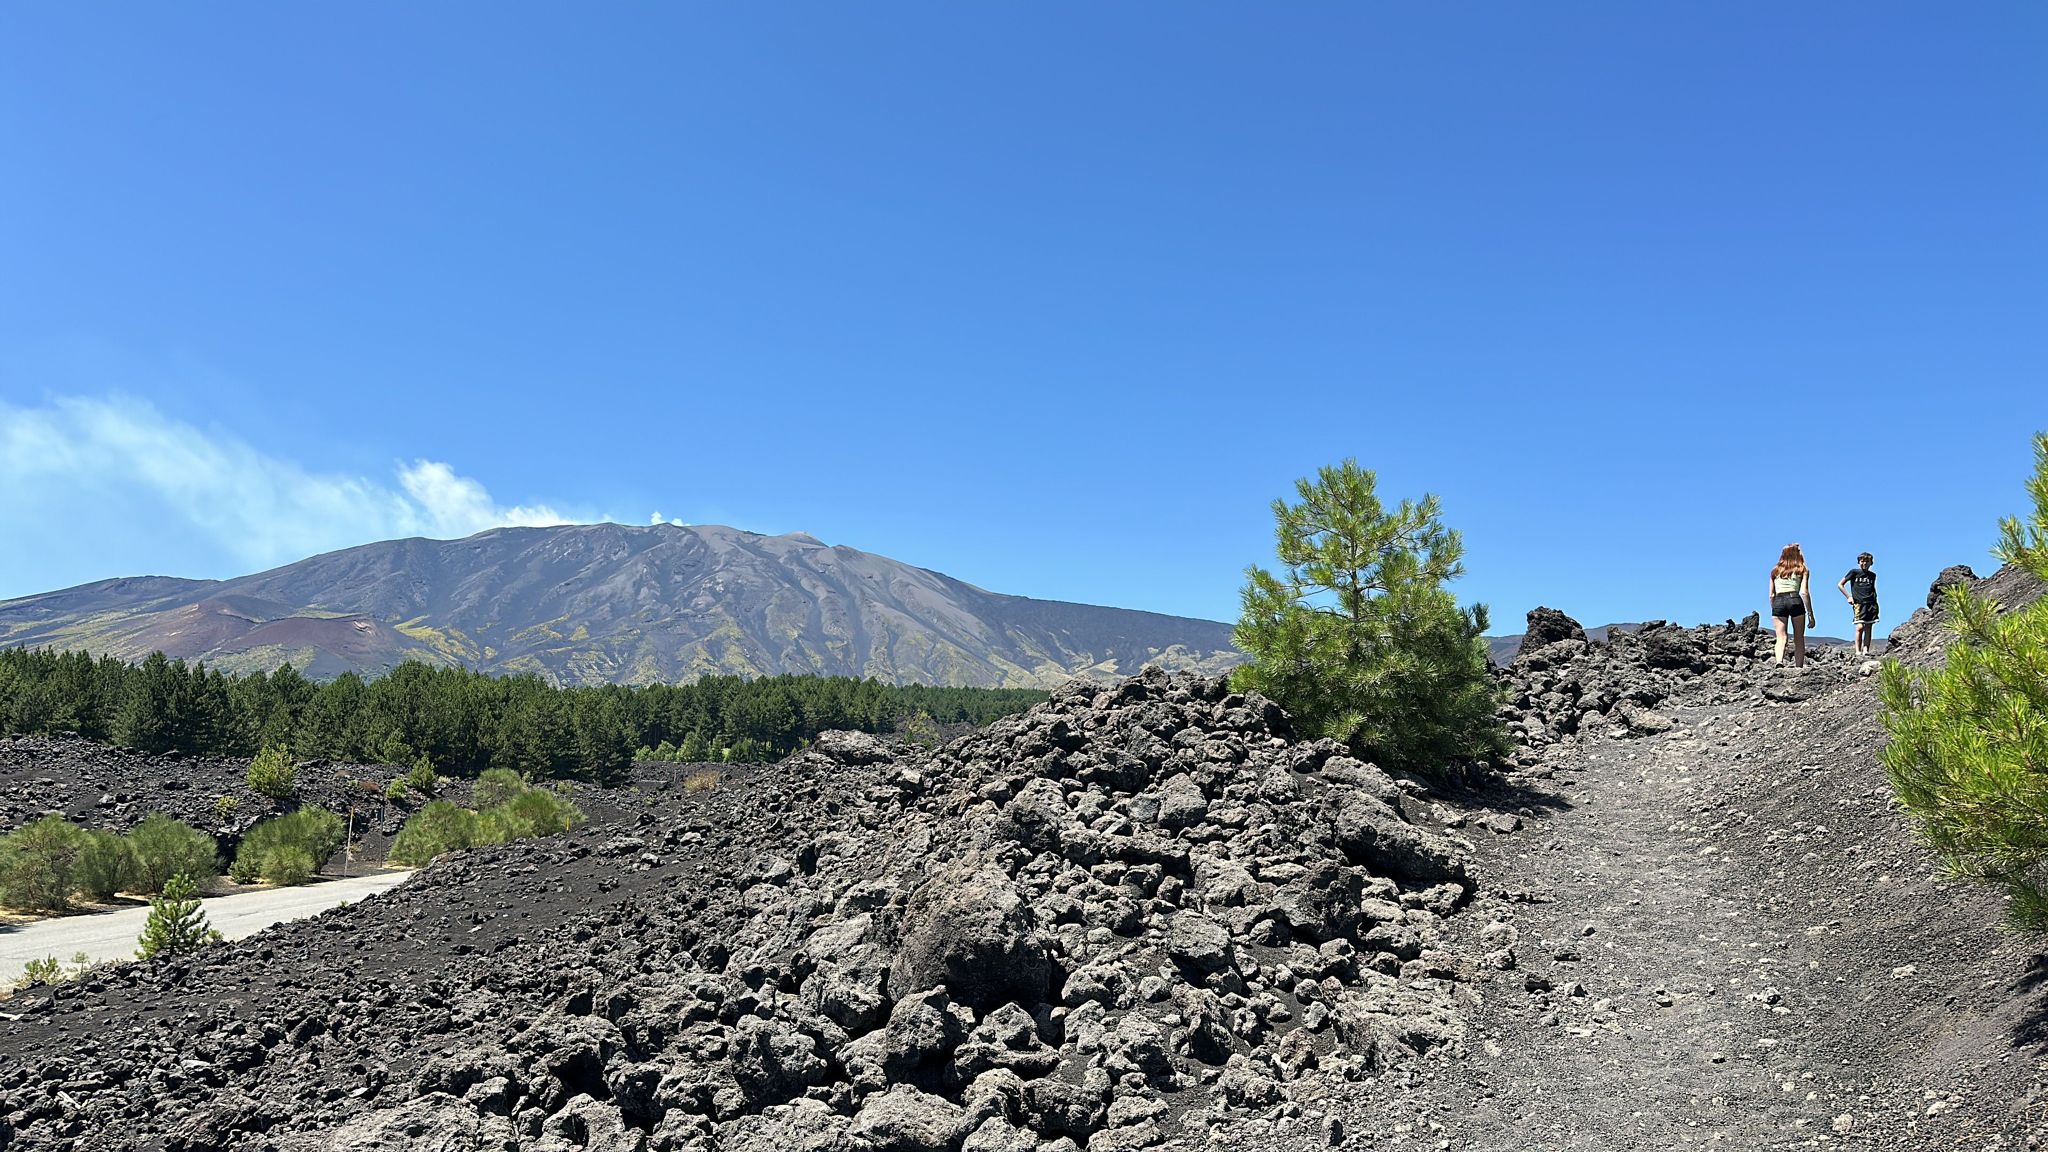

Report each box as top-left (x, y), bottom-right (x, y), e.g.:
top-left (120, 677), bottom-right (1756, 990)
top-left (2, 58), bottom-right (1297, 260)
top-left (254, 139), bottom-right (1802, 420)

top-left (0, 668), bottom-right (1481, 1151)
top-left (1497, 610), bottom-right (1867, 758)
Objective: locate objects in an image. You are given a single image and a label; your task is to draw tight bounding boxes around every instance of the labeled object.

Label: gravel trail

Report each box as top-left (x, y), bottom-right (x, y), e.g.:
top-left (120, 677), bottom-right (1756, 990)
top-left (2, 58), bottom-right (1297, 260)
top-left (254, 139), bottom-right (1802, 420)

top-left (1346, 671), bottom-right (2048, 1149)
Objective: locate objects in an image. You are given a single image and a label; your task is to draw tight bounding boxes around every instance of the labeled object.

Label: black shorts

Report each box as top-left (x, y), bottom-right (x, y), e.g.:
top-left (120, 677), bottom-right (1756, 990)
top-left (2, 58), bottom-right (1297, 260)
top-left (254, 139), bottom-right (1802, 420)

top-left (1853, 599), bottom-right (1879, 624)
top-left (1771, 592), bottom-right (1806, 619)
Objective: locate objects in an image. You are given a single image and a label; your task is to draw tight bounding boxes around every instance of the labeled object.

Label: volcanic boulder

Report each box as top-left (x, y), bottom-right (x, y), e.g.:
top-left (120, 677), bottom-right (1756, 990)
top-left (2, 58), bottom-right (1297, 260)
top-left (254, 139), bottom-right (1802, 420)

top-left (1519, 607), bottom-right (1587, 656)
top-left (890, 861), bottom-right (1053, 1013)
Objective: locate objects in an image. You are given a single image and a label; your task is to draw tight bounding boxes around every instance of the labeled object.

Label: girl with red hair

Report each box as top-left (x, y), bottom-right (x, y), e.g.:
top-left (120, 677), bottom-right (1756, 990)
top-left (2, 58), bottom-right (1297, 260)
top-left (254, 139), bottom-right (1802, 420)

top-left (1768, 543), bottom-right (1815, 667)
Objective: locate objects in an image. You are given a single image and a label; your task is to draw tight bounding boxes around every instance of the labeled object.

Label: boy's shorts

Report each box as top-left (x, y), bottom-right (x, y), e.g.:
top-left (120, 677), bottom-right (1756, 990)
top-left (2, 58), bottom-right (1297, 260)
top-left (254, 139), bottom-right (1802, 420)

top-left (1853, 600), bottom-right (1879, 624)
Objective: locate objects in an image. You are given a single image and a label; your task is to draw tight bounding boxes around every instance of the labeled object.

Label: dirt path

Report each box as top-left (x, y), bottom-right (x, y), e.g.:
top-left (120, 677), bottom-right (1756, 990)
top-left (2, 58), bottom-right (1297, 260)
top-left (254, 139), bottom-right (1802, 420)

top-left (1337, 672), bottom-right (2047, 1151)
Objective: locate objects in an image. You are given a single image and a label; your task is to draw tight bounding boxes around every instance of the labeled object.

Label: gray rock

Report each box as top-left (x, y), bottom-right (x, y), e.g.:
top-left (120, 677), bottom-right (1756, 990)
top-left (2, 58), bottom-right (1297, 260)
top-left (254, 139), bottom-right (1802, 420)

top-left (1154, 775), bottom-right (1209, 829)
top-left (1324, 791), bottom-right (1471, 887)
top-left (1614, 701), bottom-right (1674, 735)
top-left (728, 1017), bottom-right (829, 1103)
top-left (718, 1099), bottom-right (852, 1152)
top-left (882, 988), bottom-right (969, 1079)
top-left (962, 1116), bottom-right (1038, 1152)
top-left (815, 729), bottom-right (897, 766)
top-left (1928, 564), bottom-right (1978, 608)
top-left (270, 1094), bottom-right (517, 1151)
top-left (1519, 607), bottom-right (1587, 656)
top-left (850, 1085), bottom-right (967, 1152)
top-left (893, 860), bottom-right (1053, 1012)
top-left (800, 912), bottom-right (891, 1031)
top-left (1167, 910), bottom-right (1235, 974)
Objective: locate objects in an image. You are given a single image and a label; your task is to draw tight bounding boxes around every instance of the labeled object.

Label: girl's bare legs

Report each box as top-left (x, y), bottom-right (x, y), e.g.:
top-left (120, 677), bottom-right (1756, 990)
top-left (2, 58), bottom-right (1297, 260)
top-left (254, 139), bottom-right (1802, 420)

top-left (1792, 614), bottom-right (1807, 667)
top-left (1774, 616), bottom-right (1788, 664)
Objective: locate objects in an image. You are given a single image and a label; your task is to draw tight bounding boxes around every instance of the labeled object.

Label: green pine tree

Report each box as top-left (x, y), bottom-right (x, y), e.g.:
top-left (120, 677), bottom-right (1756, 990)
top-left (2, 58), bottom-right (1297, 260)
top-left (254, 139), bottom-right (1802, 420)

top-left (246, 742), bottom-right (297, 800)
top-left (1231, 459), bottom-right (1507, 777)
top-left (1881, 432), bottom-right (2048, 929)
top-left (136, 873), bottom-right (222, 959)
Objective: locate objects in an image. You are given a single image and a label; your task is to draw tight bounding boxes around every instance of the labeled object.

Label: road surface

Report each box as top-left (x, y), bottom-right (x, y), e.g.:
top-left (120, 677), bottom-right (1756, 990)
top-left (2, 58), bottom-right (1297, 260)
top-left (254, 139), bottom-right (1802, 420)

top-left (0, 871), bottom-right (413, 986)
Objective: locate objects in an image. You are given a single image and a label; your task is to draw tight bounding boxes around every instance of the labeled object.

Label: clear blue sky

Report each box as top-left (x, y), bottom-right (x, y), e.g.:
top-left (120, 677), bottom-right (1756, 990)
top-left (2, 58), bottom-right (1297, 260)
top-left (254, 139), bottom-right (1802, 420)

top-left (3, 4), bottom-right (2043, 637)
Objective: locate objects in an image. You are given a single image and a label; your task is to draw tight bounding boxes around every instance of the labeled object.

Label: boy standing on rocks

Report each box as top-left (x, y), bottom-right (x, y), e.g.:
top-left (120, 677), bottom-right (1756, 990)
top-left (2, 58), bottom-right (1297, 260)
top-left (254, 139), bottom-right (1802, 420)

top-left (1838, 552), bottom-right (1879, 656)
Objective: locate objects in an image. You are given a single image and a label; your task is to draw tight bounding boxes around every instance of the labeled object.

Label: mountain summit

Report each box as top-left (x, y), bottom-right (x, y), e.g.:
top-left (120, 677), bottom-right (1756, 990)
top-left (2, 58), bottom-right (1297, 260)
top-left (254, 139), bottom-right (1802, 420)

top-left (0, 524), bottom-right (1241, 688)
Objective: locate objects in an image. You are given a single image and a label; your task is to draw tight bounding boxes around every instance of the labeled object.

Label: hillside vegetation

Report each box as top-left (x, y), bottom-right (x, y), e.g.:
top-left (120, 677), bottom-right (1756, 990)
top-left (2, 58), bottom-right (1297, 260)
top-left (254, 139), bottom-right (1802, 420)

top-left (0, 650), bottom-right (1042, 779)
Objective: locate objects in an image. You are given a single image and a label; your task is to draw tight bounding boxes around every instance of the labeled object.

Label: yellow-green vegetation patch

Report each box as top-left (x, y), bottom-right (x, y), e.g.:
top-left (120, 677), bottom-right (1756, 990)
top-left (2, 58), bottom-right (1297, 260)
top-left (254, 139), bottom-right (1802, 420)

top-left (393, 618), bottom-right (482, 662)
top-left (510, 615), bottom-right (574, 644)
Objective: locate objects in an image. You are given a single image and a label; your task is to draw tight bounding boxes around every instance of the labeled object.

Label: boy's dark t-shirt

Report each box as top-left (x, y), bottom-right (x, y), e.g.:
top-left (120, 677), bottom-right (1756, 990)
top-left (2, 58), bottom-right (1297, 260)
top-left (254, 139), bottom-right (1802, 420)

top-left (1843, 568), bottom-right (1878, 603)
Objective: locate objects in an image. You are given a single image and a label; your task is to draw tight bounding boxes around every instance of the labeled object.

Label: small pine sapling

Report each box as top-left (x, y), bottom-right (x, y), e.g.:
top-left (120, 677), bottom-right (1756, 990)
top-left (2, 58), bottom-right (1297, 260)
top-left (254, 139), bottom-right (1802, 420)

top-left (137, 873), bottom-right (222, 960)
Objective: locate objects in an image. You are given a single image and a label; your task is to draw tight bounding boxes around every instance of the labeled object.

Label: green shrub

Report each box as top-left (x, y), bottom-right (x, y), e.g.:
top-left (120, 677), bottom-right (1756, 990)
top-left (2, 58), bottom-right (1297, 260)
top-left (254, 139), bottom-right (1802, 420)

top-left (75, 829), bottom-right (135, 901)
top-left (1231, 459), bottom-right (1507, 777)
top-left (1883, 432), bottom-right (2048, 929)
top-left (489, 787), bottom-right (582, 839)
top-left (0, 815), bottom-right (87, 911)
top-left (16, 955), bottom-right (63, 988)
top-left (137, 873), bottom-right (220, 960)
top-left (246, 743), bottom-right (297, 800)
top-left (127, 813), bottom-right (220, 896)
top-left (259, 845), bottom-right (317, 886)
top-left (13, 952), bottom-right (91, 991)
top-left (389, 779), bottom-right (583, 867)
top-left (473, 767), bottom-right (524, 808)
top-left (213, 794), bottom-right (239, 822)
top-left (231, 807), bottom-right (345, 886)
top-left (389, 800), bottom-right (483, 866)
top-left (404, 755), bottom-right (438, 797)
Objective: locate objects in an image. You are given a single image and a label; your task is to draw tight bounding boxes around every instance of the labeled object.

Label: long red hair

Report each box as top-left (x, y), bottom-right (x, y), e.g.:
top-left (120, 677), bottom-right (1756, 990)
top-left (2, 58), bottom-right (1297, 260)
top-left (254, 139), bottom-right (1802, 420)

top-left (1772, 543), bottom-right (1808, 580)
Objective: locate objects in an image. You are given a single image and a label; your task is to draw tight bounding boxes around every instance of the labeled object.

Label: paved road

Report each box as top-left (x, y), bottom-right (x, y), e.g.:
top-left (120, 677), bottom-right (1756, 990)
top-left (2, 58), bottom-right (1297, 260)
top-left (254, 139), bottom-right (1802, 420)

top-left (0, 871), bottom-right (413, 985)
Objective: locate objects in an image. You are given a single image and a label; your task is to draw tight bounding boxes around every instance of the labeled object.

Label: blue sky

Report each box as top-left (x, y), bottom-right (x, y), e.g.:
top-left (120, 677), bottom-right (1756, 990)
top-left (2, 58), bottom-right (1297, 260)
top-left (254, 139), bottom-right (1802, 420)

top-left (2, 4), bottom-right (2042, 637)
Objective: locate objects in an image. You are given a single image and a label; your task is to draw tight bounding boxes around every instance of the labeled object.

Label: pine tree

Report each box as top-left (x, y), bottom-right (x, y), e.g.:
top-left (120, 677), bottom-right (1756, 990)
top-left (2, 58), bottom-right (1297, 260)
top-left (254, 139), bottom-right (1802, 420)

top-left (1232, 459), bottom-right (1506, 776)
top-left (1882, 432), bottom-right (2048, 929)
top-left (137, 873), bottom-right (221, 960)
top-left (246, 743), bottom-right (297, 800)
top-left (114, 652), bottom-right (180, 753)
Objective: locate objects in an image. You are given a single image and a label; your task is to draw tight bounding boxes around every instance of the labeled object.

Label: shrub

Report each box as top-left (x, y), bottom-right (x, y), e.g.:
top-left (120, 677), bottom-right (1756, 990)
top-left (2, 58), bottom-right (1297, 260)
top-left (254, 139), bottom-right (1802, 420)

top-left (127, 813), bottom-right (220, 896)
top-left (137, 873), bottom-right (220, 960)
top-left (259, 845), bottom-right (317, 887)
top-left (388, 780), bottom-right (583, 867)
top-left (16, 955), bottom-right (63, 988)
top-left (0, 815), bottom-right (87, 911)
top-left (389, 800), bottom-right (483, 866)
top-left (245, 743), bottom-right (297, 800)
top-left (75, 828), bottom-right (135, 901)
top-left (231, 807), bottom-right (345, 887)
top-left (1231, 459), bottom-right (1507, 776)
top-left (1883, 432), bottom-right (2048, 929)
top-left (13, 952), bottom-right (91, 991)
top-left (684, 770), bottom-right (719, 793)
top-left (473, 767), bottom-right (524, 808)
top-left (405, 755), bottom-right (438, 796)
top-left (896, 710), bottom-right (943, 750)
top-left (213, 794), bottom-right (239, 822)
top-left (486, 787), bottom-right (582, 840)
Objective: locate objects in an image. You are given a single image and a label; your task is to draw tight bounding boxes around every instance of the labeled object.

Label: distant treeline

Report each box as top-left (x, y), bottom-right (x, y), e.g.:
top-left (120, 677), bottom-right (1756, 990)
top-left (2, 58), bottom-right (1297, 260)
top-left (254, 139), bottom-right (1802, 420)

top-left (0, 648), bottom-right (1045, 782)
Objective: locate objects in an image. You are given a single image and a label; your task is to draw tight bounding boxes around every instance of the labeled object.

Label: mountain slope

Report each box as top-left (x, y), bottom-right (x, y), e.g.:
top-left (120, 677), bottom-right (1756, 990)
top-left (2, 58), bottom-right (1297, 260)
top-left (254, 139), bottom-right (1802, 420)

top-left (0, 524), bottom-right (1241, 688)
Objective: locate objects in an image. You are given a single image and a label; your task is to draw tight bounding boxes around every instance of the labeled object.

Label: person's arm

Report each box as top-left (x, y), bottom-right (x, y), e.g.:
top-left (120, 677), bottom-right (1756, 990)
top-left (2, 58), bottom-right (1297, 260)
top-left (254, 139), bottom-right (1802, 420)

top-left (1804, 574), bottom-right (1815, 619)
top-left (1838, 573), bottom-right (1853, 602)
